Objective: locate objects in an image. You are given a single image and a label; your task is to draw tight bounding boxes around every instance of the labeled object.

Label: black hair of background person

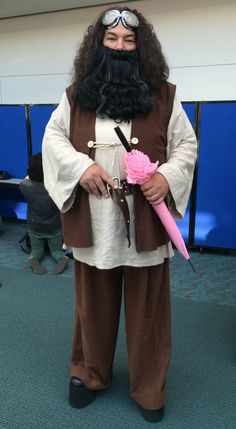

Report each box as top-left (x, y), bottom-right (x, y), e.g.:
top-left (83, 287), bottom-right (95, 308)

top-left (27, 153), bottom-right (43, 183)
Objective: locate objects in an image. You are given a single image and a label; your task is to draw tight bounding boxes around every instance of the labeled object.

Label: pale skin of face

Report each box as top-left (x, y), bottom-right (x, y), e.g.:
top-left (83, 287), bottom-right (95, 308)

top-left (103, 22), bottom-right (136, 51)
top-left (79, 21), bottom-right (169, 204)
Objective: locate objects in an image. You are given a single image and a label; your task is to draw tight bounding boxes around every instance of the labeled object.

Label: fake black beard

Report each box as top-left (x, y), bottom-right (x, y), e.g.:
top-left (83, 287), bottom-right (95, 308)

top-left (74, 45), bottom-right (153, 122)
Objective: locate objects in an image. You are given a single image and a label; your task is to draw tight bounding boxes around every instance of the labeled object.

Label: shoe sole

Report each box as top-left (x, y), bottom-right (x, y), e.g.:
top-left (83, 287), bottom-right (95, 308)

top-left (139, 406), bottom-right (164, 422)
top-left (69, 383), bottom-right (98, 408)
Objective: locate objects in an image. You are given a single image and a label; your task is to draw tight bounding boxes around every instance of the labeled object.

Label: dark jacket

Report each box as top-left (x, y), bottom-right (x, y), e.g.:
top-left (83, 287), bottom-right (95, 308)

top-left (20, 179), bottom-right (61, 233)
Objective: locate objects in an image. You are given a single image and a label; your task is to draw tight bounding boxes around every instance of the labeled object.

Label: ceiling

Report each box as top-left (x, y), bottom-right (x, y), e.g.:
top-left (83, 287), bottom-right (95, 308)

top-left (0, 0), bottom-right (131, 19)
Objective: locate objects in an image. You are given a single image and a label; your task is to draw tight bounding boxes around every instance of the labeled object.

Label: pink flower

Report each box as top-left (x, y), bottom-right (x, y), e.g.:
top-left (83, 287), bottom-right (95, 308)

top-left (125, 149), bottom-right (159, 185)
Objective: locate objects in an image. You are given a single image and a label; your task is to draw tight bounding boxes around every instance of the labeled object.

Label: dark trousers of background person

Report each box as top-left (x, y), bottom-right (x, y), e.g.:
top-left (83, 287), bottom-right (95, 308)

top-left (71, 259), bottom-right (171, 410)
top-left (28, 228), bottom-right (65, 261)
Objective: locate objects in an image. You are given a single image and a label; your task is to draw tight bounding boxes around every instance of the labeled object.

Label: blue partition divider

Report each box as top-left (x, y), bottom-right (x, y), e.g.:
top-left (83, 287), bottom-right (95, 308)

top-left (1, 100), bottom-right (236, 250)
top-left (182, 102), bottom-right (196, 128)
top-left (30, 105), bottom-right (57, 154)
top-left (175, 102), bottom-right (196, 243)
top-left (194, 102), bottom-right (236, 249)
top-left (0, 105), bottom-right (28, 178)
top-left (0, 105), bottom-right (28, 220)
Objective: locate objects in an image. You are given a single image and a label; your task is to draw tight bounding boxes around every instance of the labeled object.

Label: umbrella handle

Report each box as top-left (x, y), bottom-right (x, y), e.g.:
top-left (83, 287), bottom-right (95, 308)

top-left (114, 126), bottom-right (132, 152)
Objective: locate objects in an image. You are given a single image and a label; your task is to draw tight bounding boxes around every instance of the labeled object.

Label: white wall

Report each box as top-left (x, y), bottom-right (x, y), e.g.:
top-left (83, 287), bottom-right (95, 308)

top-left (0, 0), bottom-right (236, 103)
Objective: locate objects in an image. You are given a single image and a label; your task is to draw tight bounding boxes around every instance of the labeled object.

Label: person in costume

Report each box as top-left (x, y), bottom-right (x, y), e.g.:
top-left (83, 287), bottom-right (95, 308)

top-left (42, 6), bottom-right (197, 422)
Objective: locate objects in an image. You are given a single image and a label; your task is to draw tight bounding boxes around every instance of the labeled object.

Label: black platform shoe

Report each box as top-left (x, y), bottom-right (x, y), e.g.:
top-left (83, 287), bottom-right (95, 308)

top-left (69, 377), bottom-right (98, 408)
top-left (139, 406), bottom-right (165, 423)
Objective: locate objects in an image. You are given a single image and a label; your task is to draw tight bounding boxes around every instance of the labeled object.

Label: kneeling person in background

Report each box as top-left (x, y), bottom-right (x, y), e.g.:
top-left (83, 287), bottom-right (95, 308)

top-left (20, 153), bottom-right (68, 274)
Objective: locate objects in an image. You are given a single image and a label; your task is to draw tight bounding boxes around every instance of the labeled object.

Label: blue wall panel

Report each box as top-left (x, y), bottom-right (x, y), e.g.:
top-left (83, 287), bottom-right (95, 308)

top-left (194, 102), bottom-right (236, 249)
top-left (182, 102), bottom-right (196, 128)
top-left (0, 105), bottom-right (28, 220)
top-left (0, 106), bottom-right (28, 178)
top-left (30, 105), bottom-right (57, 154)
top-left (175, 102), bottom-right (196, 243)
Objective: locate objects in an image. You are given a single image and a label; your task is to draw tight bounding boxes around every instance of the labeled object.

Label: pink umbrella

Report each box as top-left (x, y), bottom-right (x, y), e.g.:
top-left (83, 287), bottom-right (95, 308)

top-left (114, 126), bottom-right (195, 271)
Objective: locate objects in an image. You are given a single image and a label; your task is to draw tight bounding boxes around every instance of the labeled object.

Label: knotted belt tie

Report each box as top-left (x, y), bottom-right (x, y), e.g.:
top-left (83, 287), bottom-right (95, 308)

top-left (107, 179), bottom-right (132, 247)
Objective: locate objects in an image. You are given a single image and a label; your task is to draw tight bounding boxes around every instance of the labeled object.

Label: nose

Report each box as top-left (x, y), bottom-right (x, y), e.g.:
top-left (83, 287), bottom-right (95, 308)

top-left (115, 38), bottom-right (126, 50)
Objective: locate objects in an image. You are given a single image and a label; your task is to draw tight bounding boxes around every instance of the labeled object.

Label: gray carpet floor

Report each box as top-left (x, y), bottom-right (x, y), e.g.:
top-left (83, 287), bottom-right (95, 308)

top-left (0, 221), bottom-right (236, 428)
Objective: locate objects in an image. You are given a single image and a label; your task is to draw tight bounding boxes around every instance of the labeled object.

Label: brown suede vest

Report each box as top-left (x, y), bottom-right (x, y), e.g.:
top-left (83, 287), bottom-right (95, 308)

top-left (61, 81), bottom-right (176, 252)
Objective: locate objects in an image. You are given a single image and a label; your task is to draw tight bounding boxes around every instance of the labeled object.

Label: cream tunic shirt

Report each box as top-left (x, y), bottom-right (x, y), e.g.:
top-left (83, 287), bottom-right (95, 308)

top-left (42, 91), bottom-right (197, 269)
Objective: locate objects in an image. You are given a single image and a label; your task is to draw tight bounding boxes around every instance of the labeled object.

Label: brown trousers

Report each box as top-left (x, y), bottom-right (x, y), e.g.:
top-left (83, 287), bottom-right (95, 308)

top-left (70, 259), bottom-right (171, 410)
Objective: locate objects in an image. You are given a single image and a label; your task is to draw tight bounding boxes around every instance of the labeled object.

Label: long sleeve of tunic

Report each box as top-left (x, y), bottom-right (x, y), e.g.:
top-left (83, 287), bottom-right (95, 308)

top-left (42, 92), bottom-right (95, 212)
top-left (42, 89), bottom-right (197, 269)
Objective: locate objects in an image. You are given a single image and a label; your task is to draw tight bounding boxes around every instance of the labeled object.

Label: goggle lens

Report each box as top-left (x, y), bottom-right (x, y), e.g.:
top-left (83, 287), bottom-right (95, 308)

top-left (102, 10), bottom-right (139, 30)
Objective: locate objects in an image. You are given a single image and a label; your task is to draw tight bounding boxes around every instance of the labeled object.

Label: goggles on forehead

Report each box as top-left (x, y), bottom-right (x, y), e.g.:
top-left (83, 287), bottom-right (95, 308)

top-left (102, 10), bottom-right (139, 30)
